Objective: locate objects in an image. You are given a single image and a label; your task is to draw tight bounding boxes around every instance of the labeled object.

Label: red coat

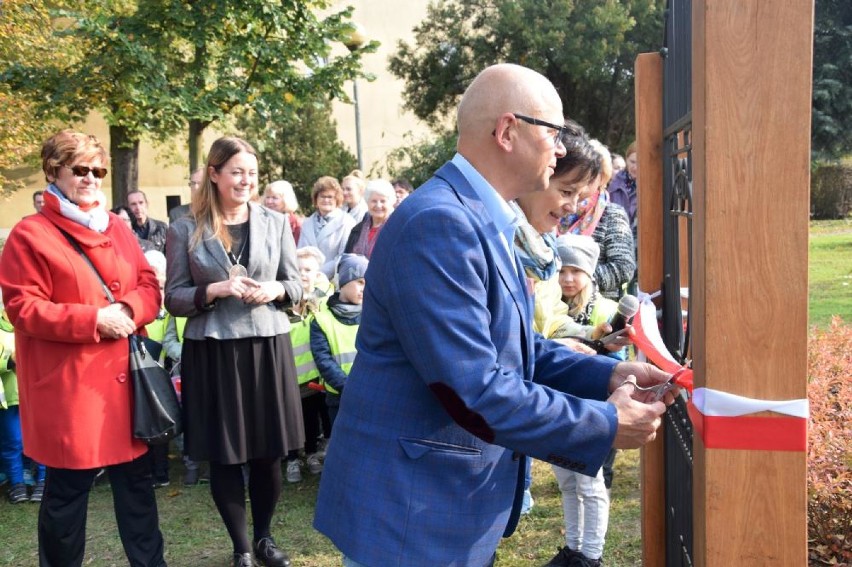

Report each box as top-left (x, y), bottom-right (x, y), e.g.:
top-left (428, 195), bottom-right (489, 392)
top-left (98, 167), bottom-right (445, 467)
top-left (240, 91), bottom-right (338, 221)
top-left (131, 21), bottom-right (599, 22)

top-left (0, 196), bottom-right (161, 469)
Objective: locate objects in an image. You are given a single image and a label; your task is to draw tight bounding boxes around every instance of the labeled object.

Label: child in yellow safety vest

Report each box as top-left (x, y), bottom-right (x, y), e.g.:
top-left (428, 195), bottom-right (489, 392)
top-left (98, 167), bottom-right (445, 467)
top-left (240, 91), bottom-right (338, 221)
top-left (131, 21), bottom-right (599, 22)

top-left (285, 246), bottom-right (333, 483)
top-left (1, 306), bottom-right (47, 503)
top-left (310, 254), bottom-right (367, 430)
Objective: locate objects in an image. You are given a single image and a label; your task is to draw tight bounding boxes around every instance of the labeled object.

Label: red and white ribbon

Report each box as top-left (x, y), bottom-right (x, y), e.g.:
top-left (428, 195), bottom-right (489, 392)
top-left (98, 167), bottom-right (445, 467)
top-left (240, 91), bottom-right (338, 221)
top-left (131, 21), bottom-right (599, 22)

top-left (628, 295), bottom-right (808, 451)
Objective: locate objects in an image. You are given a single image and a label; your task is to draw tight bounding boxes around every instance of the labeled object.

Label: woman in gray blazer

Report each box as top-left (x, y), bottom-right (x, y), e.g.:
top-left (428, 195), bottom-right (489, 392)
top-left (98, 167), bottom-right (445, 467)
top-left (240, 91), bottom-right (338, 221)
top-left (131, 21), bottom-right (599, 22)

top-left (165, 136), bottom-right (303, 567)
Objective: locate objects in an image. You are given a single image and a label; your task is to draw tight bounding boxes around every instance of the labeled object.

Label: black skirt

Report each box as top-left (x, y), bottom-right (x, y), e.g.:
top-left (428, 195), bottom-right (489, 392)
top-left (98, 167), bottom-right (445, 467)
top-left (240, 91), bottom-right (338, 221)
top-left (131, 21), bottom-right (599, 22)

top-left (182, 334), bottom-right (305, 464)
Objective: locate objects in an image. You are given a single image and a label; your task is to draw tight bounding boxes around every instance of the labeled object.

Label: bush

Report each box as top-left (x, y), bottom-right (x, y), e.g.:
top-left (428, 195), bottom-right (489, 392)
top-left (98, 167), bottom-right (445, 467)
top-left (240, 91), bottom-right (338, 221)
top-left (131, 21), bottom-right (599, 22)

top-left (811, 164), bottom-right (852, 219)
top-left (380, 130), bottom-right (457, 189)
top-left (807, 316), bottom-right (852, 565)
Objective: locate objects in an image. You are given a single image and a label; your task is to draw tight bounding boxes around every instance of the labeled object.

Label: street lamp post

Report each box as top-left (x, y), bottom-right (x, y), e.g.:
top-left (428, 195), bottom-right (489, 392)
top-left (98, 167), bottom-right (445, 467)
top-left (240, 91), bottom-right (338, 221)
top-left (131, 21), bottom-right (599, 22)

top-left (344, 24), bottom-right (368, 171)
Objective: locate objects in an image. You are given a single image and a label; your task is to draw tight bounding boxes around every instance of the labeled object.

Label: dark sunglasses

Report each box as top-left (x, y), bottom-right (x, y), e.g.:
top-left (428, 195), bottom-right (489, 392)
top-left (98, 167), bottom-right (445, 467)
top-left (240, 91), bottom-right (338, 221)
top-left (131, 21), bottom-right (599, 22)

top-left (64, 164), bottom-right (108, 179)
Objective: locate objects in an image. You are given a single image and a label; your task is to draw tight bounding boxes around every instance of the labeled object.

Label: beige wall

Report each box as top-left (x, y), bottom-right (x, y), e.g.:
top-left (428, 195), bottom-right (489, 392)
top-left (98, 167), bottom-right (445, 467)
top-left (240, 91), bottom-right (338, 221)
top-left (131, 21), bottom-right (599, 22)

top-left (1, 0), bottom-right (432, 235)
top-left (330, 0), bottom-right (433, 175)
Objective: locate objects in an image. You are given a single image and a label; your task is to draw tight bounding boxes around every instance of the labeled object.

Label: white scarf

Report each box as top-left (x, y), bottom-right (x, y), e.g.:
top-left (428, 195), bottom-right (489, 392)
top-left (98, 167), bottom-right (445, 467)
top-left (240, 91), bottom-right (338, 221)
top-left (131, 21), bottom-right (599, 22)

top-left (46, 184), bottom-right (110, 233)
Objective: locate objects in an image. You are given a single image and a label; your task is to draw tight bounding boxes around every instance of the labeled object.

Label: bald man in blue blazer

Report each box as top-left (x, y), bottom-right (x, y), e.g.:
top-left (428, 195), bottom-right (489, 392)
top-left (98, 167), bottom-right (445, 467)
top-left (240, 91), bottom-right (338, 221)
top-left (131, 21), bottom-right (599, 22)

top-left (314, 64), bottom-right (672, 567)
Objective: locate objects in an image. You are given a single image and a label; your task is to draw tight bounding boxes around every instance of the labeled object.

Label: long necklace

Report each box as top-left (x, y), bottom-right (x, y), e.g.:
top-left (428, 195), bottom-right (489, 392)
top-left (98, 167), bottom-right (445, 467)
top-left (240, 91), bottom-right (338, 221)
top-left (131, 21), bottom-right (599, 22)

top-left (227, 224), bottom-right (249, 278)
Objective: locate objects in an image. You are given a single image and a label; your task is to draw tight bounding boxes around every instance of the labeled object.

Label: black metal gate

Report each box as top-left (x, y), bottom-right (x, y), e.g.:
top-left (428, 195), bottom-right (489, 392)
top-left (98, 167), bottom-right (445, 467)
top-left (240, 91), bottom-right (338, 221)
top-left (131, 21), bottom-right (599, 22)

top-left (661, 0), bottom-right (694, 565)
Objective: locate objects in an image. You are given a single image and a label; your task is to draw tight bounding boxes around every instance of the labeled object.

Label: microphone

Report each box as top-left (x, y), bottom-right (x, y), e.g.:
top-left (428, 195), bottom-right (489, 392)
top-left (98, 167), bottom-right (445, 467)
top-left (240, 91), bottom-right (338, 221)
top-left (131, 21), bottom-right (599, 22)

top-left (607, 294), bottom-right (640, 335)
top-left (563, 294), bottom-right (640, 355)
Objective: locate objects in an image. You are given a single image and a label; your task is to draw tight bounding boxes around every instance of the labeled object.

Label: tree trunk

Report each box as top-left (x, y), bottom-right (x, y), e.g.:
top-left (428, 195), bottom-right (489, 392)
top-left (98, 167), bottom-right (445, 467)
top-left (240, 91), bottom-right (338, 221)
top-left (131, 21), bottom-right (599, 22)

top-left (109, 124), bottom-right (139, 207)
top-left (188, 119), bottom-right (208, 172)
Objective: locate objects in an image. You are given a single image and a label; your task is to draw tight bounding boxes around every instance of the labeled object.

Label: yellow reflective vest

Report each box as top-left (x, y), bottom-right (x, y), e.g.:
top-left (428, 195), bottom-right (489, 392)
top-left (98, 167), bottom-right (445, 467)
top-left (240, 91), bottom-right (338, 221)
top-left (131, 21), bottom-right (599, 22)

top-left (290, 314), bottom-right (321, 387)
top-left (312, 303), bottom-right (359, 396)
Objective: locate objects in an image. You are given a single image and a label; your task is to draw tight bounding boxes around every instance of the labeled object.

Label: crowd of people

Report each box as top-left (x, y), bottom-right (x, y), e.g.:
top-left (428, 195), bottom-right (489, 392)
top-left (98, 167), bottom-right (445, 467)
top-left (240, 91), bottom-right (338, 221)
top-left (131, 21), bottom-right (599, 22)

top-left (0, 62), bottom-right (662, 567)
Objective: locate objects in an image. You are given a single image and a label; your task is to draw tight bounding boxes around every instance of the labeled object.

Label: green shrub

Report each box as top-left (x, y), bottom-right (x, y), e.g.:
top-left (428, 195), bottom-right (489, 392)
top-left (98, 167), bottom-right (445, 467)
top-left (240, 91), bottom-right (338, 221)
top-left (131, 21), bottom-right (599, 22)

top-left (807, 316), bottom-right (852, 565)
top-left (811, 164), bottom-right (852, 219)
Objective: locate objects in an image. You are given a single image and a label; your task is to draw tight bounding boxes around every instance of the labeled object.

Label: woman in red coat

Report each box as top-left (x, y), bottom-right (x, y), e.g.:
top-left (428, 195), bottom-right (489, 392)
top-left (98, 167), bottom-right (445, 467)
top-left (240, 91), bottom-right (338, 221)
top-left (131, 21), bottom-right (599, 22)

top-left (0, 130), bottom-right (167, 567)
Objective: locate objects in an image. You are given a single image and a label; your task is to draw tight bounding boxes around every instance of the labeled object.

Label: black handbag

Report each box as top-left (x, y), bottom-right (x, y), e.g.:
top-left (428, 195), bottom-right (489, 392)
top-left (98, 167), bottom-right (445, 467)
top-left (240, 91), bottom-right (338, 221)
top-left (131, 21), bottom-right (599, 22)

top-left (128, 334), bottom-right (182, 444)
top-left (57, 227), bottom-right (182, 445)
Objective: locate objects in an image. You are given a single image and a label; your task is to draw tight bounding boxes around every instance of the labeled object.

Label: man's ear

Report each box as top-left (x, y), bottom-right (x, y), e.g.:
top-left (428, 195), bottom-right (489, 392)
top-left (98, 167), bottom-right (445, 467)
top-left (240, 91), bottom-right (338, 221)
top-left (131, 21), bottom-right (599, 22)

top-left (492, 113), bottom-right (515, 152)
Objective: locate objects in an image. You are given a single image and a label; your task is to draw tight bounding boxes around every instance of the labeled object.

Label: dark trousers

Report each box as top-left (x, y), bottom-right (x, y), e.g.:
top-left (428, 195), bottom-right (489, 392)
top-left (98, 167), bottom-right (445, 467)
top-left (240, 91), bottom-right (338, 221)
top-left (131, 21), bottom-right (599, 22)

top-left (38, 453), bottom-right (166, 567)
top-left (602, 447), bottom-right (617, 489)
top-left (149, 443), bottom-right (170, 481)
top-left (301, 393), bottom-right (325, 454)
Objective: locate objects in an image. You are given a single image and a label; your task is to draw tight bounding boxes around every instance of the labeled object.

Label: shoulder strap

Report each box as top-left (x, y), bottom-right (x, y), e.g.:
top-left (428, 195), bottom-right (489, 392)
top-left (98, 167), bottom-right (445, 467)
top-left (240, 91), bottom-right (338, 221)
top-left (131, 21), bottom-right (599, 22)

top-left (56, 227), bottom-right (116, 304)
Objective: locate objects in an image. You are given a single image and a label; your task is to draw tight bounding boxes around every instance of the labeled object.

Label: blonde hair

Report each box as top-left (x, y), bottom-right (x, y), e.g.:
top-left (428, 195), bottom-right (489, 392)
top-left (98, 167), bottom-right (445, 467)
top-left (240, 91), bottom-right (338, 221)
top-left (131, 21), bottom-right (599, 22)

top-left (265, 180), bottom-right (299, 213)
top-left (588, 139), bottom-right (613, 187)
top-left (41, 130), bottom-right (109, 183)
top-left (565, 283), bottom-right (594, 318)
top-left (342, 169), bottom-right (365, 189)
top-left (296, 246), bottom-right (326, 266)
top-left (191, 136), bottom-right (257, 252)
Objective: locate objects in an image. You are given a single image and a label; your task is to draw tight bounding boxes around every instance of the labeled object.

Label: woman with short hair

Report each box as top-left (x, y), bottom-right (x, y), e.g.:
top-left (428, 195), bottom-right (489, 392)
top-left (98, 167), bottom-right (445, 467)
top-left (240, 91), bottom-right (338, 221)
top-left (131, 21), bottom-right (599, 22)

top-left (558, 141), bottom-right (635, 301)
top-left (297, 176), bottom-right (356, 278)
top-left (0, 129), bottom-right (167, 566)
top-left (344, 179), bottom-right (396, 259)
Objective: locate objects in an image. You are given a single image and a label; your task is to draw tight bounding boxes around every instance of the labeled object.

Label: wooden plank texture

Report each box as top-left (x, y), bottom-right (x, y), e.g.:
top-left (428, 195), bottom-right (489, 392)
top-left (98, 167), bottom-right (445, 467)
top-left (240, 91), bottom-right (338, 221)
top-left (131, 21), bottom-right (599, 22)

top-left (634, 51), bottom-right (666, 567)
top-left (691, 0), bottom-right (812, 565)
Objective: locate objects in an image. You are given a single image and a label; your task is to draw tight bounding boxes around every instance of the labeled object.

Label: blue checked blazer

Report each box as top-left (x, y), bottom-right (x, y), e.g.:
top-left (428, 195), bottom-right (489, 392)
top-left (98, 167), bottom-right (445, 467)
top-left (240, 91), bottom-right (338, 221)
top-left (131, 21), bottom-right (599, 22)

top-left (314, 161), bottom-right (619, 567)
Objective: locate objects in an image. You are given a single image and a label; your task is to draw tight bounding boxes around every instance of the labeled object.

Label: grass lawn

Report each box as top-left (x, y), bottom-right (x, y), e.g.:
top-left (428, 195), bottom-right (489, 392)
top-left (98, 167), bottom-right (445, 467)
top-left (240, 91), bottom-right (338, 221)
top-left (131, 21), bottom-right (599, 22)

top-left (0, 453), bottom-right (642, 566)
top-left (809, 218), bottom-right (852, 327)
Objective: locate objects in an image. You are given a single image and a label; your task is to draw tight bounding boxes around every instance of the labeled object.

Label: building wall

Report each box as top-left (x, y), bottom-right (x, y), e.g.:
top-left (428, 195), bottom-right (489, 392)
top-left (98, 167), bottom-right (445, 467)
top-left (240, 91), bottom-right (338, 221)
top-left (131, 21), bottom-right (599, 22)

top-left (0, 0), bottom-right (432, 236)
top-left (329, 0), bottom-right (433, 175)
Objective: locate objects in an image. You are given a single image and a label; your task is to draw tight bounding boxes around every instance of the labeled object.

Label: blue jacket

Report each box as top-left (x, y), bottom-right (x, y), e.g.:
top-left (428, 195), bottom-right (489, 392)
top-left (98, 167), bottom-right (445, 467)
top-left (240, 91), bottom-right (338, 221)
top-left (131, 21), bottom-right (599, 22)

top-left (314, 161), bottom-right (619, 566)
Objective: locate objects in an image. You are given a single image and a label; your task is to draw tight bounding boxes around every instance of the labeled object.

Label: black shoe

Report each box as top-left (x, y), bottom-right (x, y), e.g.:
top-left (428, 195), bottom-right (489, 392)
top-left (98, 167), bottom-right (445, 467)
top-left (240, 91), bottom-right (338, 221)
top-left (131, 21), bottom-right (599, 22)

top-left (8, 483), bottom-right (28, 504)
top-left (152, 476), bottom-right (170, 488)
top-left (543, 546), bottom-right (581, 567)
top-left (253, 537), bottom-right (290, 567)
top-left (30, 481), bottom-right (45, 503)
top-left (569, 552), bottom-right (602, 567)
top-left (232, 552), bottom-right (253, 567)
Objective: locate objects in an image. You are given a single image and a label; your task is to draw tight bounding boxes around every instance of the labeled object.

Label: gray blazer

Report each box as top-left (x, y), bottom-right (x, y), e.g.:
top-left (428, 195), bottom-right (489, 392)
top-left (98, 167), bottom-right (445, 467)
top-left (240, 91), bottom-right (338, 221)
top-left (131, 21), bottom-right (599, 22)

top-left (165, 202), bottom-right (302, 341)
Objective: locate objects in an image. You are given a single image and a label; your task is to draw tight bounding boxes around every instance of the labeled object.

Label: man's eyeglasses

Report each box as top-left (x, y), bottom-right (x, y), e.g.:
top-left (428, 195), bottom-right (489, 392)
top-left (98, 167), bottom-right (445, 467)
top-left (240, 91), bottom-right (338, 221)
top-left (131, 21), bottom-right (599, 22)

top-left (512, 114), bottom-right (566, 148)
top-left (64, 165), bottom-right (108, 179)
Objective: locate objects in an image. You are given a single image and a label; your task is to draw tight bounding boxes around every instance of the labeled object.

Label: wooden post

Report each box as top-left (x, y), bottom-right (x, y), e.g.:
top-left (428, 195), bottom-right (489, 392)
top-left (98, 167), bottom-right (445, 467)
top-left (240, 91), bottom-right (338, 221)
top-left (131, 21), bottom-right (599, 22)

top-left (634, 51), bottom-right (666, 567)
top-left (691, 1), bottom-right (812, 565)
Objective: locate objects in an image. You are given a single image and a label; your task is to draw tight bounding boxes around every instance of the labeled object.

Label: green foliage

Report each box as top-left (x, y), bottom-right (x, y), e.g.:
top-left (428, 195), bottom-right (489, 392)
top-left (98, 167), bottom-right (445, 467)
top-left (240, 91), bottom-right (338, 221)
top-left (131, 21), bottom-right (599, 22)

top-left (812, 0), bottom-right (852, 160)
top-left (0, 0), bottom-right (376, 198)
top-left (811, 163), bottom-right (852, 220)
top-left (380, 130), bottom-right (457, 189)
top-left (235, 98), bottom-right (357, 210)
top-left (807, 317), bottom-right (852, 566)
top-left (0, 1), bottom-right (71, 195)
top-left (388, 0), bottom-right (665, 149)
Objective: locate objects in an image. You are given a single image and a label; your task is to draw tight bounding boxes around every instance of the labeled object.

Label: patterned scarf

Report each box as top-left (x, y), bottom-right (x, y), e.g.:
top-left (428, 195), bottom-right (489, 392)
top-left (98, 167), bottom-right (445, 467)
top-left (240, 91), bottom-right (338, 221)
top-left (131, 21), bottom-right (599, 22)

top-left (558, 189), bottom-right (609, 236)
top-left (45, 184), bottom-right (110, 232)
top-left (509, 201), bottom-right (559, 282)
top-left (351, 217), bottom-right (381, 258)
top-left (571, 288), bottom-right (600, 326)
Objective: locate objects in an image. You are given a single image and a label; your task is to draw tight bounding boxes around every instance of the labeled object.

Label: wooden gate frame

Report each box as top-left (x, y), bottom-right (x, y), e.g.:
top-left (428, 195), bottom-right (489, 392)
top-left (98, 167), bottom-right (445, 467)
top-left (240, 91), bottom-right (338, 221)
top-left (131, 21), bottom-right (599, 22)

top-left (636, 1), bottom-right (813, 565)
